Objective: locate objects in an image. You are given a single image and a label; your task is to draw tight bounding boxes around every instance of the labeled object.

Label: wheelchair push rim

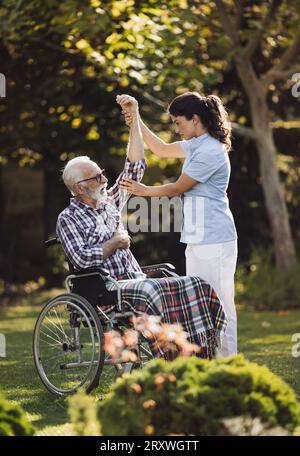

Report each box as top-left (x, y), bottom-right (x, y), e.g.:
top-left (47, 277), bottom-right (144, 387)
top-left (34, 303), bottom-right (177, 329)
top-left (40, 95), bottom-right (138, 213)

top-left (33, 293), bottom-right (104, 396)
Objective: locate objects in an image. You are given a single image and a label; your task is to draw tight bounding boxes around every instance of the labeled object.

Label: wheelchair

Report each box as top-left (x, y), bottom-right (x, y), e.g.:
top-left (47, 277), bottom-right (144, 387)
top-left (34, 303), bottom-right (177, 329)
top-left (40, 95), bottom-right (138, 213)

top-left (33, 238), bottom-right (179, 397)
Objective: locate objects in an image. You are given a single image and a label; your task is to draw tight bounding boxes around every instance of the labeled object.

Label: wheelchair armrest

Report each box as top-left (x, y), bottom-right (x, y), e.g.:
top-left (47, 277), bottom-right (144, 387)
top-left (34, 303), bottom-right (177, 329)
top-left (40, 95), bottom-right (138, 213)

top-left (142, 263), bottom-right (176, 273)
top-left (73, 267), bottom-right (111, 277)
top-left (141, 263), bottom-right (177, 278)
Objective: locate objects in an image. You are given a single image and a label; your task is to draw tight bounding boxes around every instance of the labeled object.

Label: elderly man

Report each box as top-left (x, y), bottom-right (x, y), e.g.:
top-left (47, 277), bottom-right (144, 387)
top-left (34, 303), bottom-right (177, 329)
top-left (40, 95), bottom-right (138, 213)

top-left (56, 100), bottom-right (227, 360)
top-left (57, 104), bottom-right (145, 276)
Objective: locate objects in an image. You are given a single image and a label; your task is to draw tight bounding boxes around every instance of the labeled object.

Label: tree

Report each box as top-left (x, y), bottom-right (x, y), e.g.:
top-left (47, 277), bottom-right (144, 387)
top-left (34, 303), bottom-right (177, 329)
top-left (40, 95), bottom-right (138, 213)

top-left (1, 0), bottom-right (299, 282)
top-left (213, 0), bottom-right (299, 270)
top-left (81, 0), bottom-right (299, 271)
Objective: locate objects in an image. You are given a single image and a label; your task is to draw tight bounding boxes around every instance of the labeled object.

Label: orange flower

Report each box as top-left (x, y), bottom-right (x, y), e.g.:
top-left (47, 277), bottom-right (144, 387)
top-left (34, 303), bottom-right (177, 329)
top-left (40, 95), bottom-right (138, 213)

top-left (121, 349), bottom-right (138, 363)
top-left (123, 329), bottom-right (138, 347)
top-left (167, 374), bottom-right (177, 383)
top-left (104, 330), bottom-right (124, 360)
top-left (143, 400), bottom-right (156, 409)
top-left (154, 375), bottom-right (165, 385)
top-left (130, 383), bottom-right (142, 394)
top-left (145, 425), bottom-right (155, 435)
top-left (132, 315), bottom-right (162, 337)
top-left (105, 312), bottom-right (201, 364)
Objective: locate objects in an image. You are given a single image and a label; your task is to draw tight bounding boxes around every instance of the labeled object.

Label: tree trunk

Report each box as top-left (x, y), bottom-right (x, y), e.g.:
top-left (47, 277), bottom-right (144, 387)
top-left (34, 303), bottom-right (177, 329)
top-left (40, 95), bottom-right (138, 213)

top-left (235, 59), bottom-right (296, 271)
top-left (251, 104), bottom-right (296, 270)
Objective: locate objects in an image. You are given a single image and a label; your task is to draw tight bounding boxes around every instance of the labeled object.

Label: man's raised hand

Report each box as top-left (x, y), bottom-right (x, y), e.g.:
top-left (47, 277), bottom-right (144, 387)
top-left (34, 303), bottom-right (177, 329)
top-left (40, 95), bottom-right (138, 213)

top-left (116, 94), bottom-right (139, 127)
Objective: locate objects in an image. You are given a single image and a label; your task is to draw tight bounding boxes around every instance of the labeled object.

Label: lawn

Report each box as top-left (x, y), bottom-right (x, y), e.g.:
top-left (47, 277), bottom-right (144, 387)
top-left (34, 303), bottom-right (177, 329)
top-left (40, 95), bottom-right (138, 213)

top-left (0, 290), bottom-right (299, 436)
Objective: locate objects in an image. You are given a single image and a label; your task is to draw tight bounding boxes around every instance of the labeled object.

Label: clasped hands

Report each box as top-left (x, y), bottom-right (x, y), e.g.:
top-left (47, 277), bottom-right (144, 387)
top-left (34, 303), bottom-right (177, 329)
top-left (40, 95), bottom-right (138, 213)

top-left (116, 94), bottom-right (138, 127)
top-left (111, 226), bottom-right (131, 250)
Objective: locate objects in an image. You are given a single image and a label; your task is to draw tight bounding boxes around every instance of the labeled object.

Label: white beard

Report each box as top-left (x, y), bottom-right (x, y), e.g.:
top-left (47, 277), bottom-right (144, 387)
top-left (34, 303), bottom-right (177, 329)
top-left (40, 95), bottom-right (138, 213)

top-left (86, 185), bottom-right (108, 208)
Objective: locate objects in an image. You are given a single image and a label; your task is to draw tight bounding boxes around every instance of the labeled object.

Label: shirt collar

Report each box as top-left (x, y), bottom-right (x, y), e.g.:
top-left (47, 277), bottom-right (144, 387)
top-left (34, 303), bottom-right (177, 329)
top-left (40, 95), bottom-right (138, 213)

top-left (192, 132), bottom-right (209, 143)
top-left (70, 198), bottom-right (106, 213)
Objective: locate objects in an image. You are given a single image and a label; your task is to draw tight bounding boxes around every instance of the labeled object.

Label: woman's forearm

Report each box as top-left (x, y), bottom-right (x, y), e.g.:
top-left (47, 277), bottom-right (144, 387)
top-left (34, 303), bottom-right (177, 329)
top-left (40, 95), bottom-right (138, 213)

top-left (144, 183), bottom-right (181, 198)
top-left (140, 117), bottom-right (167, 157)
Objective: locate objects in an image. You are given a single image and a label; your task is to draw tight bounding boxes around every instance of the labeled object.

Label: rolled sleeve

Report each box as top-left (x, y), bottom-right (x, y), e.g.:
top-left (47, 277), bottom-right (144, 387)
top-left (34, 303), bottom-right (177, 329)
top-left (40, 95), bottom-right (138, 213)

top-left (56, 215), bottom-right (104, 270)
top-left (117, 157), bottom-right (147, 183)
top-left (108, 157), bottom-right (147, 209)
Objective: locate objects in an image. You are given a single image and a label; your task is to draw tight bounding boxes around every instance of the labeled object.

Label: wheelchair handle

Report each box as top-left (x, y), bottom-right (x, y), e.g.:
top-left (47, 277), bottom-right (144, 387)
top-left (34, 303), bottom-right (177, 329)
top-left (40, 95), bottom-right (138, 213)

top-left (45, 237), bottom-right (59, 247)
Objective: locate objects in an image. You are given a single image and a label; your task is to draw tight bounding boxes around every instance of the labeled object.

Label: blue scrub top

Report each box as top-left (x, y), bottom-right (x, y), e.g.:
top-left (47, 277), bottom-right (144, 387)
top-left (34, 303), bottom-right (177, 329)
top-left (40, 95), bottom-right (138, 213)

top-left (180, 133), bottom-right (237, 245)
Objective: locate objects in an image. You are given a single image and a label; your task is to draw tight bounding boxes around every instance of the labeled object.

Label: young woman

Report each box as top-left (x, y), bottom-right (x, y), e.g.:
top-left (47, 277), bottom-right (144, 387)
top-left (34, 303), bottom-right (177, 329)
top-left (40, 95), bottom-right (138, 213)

top-left (116, 92), bottom-right (238, 357)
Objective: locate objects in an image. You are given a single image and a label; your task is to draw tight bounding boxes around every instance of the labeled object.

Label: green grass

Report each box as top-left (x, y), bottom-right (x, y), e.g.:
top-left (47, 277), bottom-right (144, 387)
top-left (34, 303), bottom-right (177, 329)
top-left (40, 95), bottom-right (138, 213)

top-left (0, 291), bottom-right (300, 436)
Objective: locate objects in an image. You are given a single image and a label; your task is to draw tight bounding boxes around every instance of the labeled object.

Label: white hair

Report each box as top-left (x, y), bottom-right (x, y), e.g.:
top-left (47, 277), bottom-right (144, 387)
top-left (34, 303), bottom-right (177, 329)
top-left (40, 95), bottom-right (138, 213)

top-left (62, 156), bottom-right (96, 195)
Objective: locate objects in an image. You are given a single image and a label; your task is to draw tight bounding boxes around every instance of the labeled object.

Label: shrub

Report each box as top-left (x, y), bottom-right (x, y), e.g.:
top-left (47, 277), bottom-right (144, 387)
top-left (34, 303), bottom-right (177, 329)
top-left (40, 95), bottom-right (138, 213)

top-left (68, 389), bottom-right (101, 436)
top-left (97, 355), bottom-right (300, 436)
top-left (236, 249), bottom-right (300, 310)
top-left (0, 392), bottom-right (35, 436)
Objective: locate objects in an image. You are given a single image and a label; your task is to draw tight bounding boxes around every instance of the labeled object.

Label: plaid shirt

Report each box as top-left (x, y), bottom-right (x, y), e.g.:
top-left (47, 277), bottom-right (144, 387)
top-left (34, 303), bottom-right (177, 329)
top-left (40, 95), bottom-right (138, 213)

top-left (56, 157), bottom-right (146, 276)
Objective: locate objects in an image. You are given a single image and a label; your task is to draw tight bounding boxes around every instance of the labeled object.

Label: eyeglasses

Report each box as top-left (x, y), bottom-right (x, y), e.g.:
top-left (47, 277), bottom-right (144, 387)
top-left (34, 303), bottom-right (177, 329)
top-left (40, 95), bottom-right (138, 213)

top-left (76, 169), bottom-right (106, 185)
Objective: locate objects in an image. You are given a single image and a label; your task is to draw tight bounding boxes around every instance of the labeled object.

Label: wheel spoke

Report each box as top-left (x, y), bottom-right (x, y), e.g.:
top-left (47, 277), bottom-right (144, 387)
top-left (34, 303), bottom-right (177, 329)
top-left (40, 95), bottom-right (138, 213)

top-left (39, 338), bottom-right (61, 348)
top-left (40, 330), bottom-right (62, 345)
top-left (42, 317), bottom-right (66, 342)
top-left (48, 308), bottom-right (70, 340)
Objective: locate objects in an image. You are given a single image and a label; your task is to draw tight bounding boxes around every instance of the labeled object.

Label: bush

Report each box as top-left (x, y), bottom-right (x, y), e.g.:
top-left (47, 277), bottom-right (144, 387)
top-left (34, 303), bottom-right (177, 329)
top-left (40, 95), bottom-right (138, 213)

top-left (97, 355), bottom-right (300, 436)
top-left (68, 389), bottom-right (101, 436)
top-left (0, 392), bottom-right (35, 436)
top-left (236, 249), bottom-right (300, 310)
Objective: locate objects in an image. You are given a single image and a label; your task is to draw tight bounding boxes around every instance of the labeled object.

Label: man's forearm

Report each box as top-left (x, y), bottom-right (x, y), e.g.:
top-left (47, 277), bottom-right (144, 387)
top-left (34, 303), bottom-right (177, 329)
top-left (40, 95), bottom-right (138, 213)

top-left (102, 238), bottom-right (118, 260)
top-left (127, 114), bottom-right (144, 162)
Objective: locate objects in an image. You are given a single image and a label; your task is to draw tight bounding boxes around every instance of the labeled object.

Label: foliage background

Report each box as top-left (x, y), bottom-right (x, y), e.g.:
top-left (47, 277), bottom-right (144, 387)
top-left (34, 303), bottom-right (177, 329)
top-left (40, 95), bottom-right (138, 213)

top-left (0, 0), bottom-right (299, 290)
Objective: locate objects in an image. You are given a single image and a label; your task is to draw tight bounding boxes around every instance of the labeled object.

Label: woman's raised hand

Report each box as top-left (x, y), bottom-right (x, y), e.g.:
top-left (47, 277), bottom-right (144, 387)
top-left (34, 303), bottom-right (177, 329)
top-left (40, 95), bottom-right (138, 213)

top-left (119, 177), bottom-right (148, 196)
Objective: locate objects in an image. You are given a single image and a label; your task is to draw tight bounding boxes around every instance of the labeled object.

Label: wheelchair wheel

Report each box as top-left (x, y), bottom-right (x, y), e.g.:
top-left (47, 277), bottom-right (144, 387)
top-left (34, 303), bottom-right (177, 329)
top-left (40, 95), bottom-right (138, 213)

top-left (33, 293), bottom-right (104, 396)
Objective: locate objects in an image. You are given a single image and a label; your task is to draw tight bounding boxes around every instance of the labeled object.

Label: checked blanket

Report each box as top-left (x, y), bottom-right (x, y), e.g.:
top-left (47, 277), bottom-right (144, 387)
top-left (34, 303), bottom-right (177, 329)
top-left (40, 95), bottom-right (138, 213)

top-left (110, 273), bottom-right (227, 360)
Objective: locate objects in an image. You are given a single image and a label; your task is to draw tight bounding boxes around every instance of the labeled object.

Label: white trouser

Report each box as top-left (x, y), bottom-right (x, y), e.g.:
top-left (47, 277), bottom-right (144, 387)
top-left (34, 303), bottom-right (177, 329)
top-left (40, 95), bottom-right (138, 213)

top-left (185, 240), bottom-right (238, 357)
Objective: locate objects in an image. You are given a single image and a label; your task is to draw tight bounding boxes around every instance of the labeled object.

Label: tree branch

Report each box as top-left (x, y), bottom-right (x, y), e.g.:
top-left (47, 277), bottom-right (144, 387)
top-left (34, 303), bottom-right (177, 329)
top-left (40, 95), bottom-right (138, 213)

top-left (244, 0), bottom-right (283, 58)
top-left (231, 119), bottom-right (300, 138)
top-left (265, 64), bottom-right (300, 83)
top-left (187, 1), bottom-right (223, 34)
top-left (231, 122), bottom-right (257, 140)
top-left (131, 85), bottom-right (166, 109)
top-left (271, 120), bottom-right (300, 129)
top-left (195, 15), bottom-right (222, 34)
top-left (215, 0), bottom-right (240, 46)
top-left (262, 30), bottom-right (300, 86)
top-left (27, 37), bottom-right (81, 56)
